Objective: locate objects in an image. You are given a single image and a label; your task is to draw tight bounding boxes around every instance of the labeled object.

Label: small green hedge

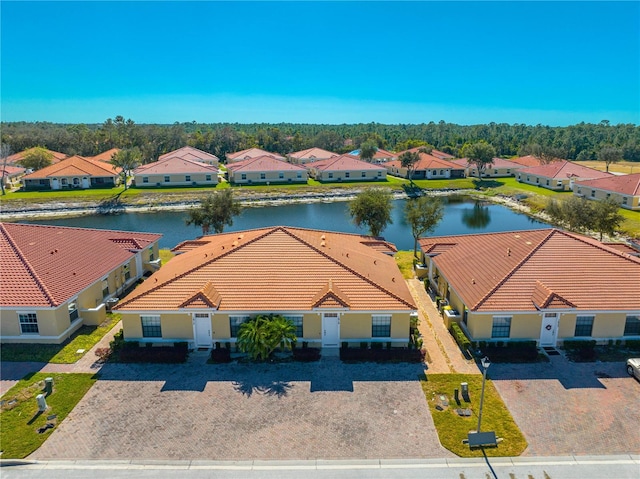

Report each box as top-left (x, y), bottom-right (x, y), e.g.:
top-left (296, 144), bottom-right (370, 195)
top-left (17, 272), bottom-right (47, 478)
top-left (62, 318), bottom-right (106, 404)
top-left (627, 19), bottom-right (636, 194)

top-left (449, 322), bottom-right (471, 352)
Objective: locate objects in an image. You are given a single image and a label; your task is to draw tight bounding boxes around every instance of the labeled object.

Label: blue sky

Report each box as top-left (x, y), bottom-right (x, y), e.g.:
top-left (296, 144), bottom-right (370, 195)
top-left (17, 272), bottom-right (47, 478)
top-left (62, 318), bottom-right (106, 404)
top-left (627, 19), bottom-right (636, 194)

top-left (1, 1), bottom-right (638, 126)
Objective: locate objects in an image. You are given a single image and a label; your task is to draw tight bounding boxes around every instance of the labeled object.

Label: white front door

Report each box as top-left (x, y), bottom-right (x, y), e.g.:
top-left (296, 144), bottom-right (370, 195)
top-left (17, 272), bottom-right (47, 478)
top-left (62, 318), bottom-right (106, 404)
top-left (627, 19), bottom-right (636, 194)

top-left (322, 313), bottom-right (340, 348)
top-left (540, 312), bottom-right (559, 347)
top-left (193, 313), bottom-right (212, 348)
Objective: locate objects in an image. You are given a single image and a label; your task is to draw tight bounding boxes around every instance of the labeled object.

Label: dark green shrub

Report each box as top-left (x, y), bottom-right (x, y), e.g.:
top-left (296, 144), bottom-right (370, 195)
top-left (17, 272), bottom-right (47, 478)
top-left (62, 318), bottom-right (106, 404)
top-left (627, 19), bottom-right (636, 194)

top-left (360, 341), bottom-right (368, 349)
top-left (341, 342), bottom-right (349, 349)
top-left (371, 342), bottom-right (383, 350)
top-left (624, 339), bottom-right (640, 351)
top-left (449, 322), bottom-right (471, 352)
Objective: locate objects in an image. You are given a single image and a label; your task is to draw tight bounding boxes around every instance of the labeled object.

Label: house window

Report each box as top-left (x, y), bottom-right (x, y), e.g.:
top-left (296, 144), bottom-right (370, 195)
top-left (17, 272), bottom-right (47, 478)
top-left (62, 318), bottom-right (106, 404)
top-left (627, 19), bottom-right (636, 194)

top-left (123, 263), bottom-right (131, 281)
top-left (297, 172), bottom-right (302, 179)
top-left (439, 170), bottom-right (443, 175)
top-left (19, 312), bottom-right (38, 334)
top-left (574, 315), bottom-right (594, 337)
top-left (284, 315), bottom-right (304, 338)
top-left (149, 248), bottom-right (154, 261)
top-left (624, 315), bottom-right (640, 336)
top-left (546, 180), bottom-right (549, 185)
top-left (185, 175), bottom-right (191, 182)
top-left (623, 197), bottom-right (628, 205)
top-left (345, 172), bottom-right (350, 178)
top-left (507, 170), bottom-right (510, 174)
top-left (102, 279), bottom-right (109, 298)
top-left (606, 193), bottom-right (610, 199)
top-left (377, 171), bottom-right (382, 177)
top-left (61, 178), bottom-right (68, 185)
top-left (143, 177), bottom-right (149, 184)
top-left (527, 176), bottom-right (530, 181)
top-left (362, 171), bottom-right (366, 177)
top-left (230, 315), bottom-right (249, 338)
top-left (372, 315), bottom-right (391, 337)
top-left (206, 175), bottom-right (211, 181)
top-left (491, 316), bottom-right (511, 338)
top-left (328, 172), bottom-right (333, 179)
top-left (141, 315), bottom-right (162, 338)
top-left (591, 190), bottom-right (595, 198)
top-left (68, 299), bottom-right (79, 321)
top-left (494, 170), bottom-right (498, 174)
top-left (557, 181), bottom-right (563, 188)
top-left (164, 176), bottom-right (170, 183)
top-left (536, 178), bottom-right (539, 184)
top-left (241, 173), bottom-right (247, 180)
top-left (260, 173), bottom-right (266, 180)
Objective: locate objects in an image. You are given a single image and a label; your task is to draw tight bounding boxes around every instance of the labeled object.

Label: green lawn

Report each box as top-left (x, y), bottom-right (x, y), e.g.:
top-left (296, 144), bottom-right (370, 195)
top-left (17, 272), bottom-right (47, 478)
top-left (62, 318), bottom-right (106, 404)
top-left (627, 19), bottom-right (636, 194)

top-left (0, 314), bottom-right (121, 364)
top-left (394, 251), bottom-right (416, 279)
top-left (412, 178), bottom-right (477, 190)
top-left (1, 186), bottom-right (137, 202)
top-left (420, 373), bottom-right (527, 457)
top-left (0, 373), bottom-right (97, 458)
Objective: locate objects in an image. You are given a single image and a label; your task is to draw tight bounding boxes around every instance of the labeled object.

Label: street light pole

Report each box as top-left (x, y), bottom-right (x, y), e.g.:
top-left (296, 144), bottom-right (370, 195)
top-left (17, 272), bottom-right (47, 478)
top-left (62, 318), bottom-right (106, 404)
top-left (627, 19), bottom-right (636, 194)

top-left (477, 356), bottom-right (491, 433)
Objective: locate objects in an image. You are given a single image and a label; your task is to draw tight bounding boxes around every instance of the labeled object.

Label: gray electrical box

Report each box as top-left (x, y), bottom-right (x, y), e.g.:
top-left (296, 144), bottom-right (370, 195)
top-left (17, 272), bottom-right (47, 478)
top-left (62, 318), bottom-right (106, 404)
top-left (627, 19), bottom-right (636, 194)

top-left (36, 394), bottom-right (47, 412)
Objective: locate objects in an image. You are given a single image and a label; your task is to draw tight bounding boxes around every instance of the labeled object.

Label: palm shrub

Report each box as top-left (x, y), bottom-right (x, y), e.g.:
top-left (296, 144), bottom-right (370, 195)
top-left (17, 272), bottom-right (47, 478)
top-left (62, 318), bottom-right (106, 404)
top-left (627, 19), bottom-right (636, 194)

top-left (237, 314), bottom-right (297, 361)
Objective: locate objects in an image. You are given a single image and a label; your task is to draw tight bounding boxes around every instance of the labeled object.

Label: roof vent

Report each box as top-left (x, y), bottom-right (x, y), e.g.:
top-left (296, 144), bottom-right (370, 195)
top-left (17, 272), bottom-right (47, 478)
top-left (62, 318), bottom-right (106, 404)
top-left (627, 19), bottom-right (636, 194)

top-left (471, 278), bottom-right (476, 284)
top-left (320, 241), bottom-right (326, 247)
top-left (507, 248), bottom-right (511, 256)
top-left (232, 241), bottom-right (238, 247)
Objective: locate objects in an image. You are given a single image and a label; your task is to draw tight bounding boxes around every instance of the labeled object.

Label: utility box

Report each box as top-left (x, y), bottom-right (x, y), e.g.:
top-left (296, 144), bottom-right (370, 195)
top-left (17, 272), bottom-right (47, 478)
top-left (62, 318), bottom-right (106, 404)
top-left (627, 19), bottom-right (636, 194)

top-left (36, 394), bottom-right (47, 412)
top-left (461, 382), bottom-right (470, 401)
top-left (44, 377), bottom-right (53, 395)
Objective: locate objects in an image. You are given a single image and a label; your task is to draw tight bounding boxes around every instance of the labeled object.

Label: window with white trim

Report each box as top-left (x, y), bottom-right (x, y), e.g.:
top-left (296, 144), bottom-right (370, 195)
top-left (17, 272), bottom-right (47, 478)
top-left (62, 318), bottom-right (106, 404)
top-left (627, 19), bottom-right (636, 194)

top-left (624, 315), bottom-right (640, 336)
top-left (19, 312), bottom-right (38, 334)
top-left (206, 174), bottom-right (211, 181)
top-left (345, 172), bottom-right (350, 178)
top-left (284, 315), bottom-right (303, 338)
top-left (279, 172), bottom-right (284, 179)
top-left (123, 263), bottom-right (131, 281)
top-left (622, 197), bottom-right (628, 205)
top-left (574, 315), bottom-right (594, 337)
top-left (68, 299), bottom-right (79, 321)
top-left (164, 176), bottom-right (170, 183)
top-left (241, 173), bottom-right (247, 180)
top-left (102, 279), bottom-right (109, 298)
top-left (141, 315), bottom-right (162, 337)
top-left (372, 315), bottom-right (391, 337)
top-left (230, 315), bottom-right (249, 338)
top-left (148, 248), bottom-right (154, 261)
top-left (328, 172), bottom-right (333, 179)
top-left (361, 171), bottom-right (366, 177)
top-left (260, 173), bottom-right (266, 180)
top-left (142, 177), bottom-right (149, 183)
top-left (491, 316), bottom-right (511, 338)
top-left (185, 175), bottom-right (191, 182)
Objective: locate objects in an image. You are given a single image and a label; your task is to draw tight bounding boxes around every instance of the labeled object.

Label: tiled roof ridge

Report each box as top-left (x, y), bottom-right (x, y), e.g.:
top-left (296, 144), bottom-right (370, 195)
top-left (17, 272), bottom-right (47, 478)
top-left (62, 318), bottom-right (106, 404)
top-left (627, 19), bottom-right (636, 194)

top-left (279, 228), bottom-right (415, 309)
top-left (472, 229), bottom-right (556, 311)
top-left (3, 222), bottom-right (159, 239)
top-left (558, 229), bottom-right (640, 265)
top-left (117, 227), bottom-right (279, 308)
top-left (0, 224), bottom-right (57, 307)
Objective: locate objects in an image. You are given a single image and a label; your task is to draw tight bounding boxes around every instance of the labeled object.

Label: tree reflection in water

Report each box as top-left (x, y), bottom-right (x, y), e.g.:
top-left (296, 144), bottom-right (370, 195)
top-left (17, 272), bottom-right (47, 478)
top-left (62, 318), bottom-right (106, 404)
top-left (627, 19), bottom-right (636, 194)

top-left (462, 201), bottom-right (491, 229)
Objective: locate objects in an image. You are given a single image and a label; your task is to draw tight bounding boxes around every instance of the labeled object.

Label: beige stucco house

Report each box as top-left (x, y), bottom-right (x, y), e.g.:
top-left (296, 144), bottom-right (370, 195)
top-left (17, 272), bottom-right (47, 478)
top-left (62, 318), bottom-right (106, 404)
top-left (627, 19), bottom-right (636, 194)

top-left (226, 155), bottom-right (307, 184)
top-left (385, 153), bottom-right (465, 179)
top-left (133, 154), bottom-right (219, 187)
top-left (573, 173), bottom-right (640, 210)
top-left (516, 160), bottom-right (612, 191)
top-left (21, 155), bottom-right (121, 190)
top-left (418, 229), bottom-right (640, 346)
top-left (287, 147), bottom-right (339, 164)
top-left (115, 227), bottom-right (416, 350)
top-left (226, 148), bottom-right (285, 163)
top-left (306, 154), bottom-right (387, 182)
top-left (450, 157), bottom-right (523, 178)
top-left (0, 223), bottom-right (161, 344)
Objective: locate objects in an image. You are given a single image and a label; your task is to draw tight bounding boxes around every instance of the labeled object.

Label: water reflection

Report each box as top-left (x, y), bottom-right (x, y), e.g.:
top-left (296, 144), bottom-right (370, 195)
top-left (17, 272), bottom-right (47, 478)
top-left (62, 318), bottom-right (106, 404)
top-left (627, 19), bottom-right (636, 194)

top-left (461, 201), bottom-right (491, 229)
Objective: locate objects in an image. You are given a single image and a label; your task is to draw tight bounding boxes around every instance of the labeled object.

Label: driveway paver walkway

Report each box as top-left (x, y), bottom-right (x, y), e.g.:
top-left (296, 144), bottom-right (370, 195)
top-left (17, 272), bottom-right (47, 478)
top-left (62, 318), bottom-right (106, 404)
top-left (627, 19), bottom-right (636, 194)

top-left (29, 359), bottom-right (453, 461)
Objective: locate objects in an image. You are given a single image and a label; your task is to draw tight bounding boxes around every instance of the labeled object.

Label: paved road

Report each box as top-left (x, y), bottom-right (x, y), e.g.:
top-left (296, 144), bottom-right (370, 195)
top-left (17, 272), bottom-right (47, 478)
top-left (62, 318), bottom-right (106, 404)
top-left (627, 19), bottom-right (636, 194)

top-left (2, 456), bottom-right (639, 479)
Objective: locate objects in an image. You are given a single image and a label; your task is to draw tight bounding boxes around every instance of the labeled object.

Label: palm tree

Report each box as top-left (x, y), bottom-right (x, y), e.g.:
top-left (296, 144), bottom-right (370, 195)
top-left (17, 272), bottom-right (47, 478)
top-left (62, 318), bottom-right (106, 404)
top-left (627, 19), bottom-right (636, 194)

top-left (237, 316), bottom-right (271, 360)
top-left (267, 315), bottom-right (297, 352)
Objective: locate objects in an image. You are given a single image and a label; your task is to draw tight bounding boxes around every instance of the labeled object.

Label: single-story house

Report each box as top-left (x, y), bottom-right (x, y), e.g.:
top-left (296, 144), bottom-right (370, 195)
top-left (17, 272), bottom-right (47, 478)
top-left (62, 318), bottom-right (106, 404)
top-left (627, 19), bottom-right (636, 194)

top-left (573, 173), bottom-right (640, 210)
top-left (133, 156), bottom-right (219, 187)
top-left (418, 229), bottom-right (640, 346)
top-left (0, 223), bottom-right (162, 344)
top-left (516, 160), bottom-right (612, 191)
top-left (1, 165), bottom-right (26, 189)
top-left (349, 147), bottom-right (395, 163)
top-left (7, 147), bottom-right (68, 167)
top-left (508, 155), bottom-right (550, 168)
top-left (158, 146), bottom-right (220, 166)
top-left (385, 153), bottom-right (465, 179)
top-left (226, 155), bottom-right (308, 184)
top-left (450, 157), bottom-right (524, 178)
top-left (226, 148), bottom-right (285, 163)
top-left (287, 147), bottom-right (339, 164)
top-left (306, 154), bottom-right (387, 182)
top-left (114, 226), bottom-right (416, 350)
top-left (21, 155), bottom-right (121, 190)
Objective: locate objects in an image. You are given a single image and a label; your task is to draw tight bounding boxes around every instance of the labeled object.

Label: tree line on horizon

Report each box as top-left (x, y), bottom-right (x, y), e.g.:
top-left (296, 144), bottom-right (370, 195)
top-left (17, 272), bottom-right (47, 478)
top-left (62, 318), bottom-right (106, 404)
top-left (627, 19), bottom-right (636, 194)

top-left (2, 117), bottom-right (639, 164)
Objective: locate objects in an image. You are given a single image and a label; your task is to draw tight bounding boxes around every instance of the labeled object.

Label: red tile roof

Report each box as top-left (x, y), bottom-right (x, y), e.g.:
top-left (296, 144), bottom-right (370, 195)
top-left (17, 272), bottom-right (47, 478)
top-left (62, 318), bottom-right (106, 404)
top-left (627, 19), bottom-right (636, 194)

top-left (226, 155), bottom-right (307, 173)
top-left (508, 155), bottom-right (550, 167)
top-left (88, 148), bottom-right (120, 163)
top-left (226, 148), bottom-right (285, 162)
top-left (7, 148), bottom-right (68, 166)
top-left (419, 229), bottom-right (640, 312)
top-left (386, 153), bottom-right (464, 171)
top-left (158, 146), bottom-right (219, 164)
top-left (0, 223), bottom-right (162, 308)
top-left (1, 165), bottom-right (26, 177)
top-left (575, 173), bottom-right (640, 196)
top-left (22, 155), bottom-right (120, 180)
top-left (450, 157), bottom-right (524, 169)
top-left (116, 227), bottom-right (415, 312)
top-left (395, 147), bottom-right (454, 160)
top-left (308, 154), bottom-right (387, 172)
top-left (288, 147), bottom-right (339, 160)
top-left (519, 160), bottom-right (612, 180)
top-left (134, 156), bottom-right (218, 175)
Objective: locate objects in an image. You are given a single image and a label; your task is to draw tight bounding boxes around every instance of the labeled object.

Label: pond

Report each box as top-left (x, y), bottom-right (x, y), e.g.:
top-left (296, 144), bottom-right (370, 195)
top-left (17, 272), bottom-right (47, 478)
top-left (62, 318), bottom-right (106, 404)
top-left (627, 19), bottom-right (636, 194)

top-left (25, 197), bottom-right (550, 250)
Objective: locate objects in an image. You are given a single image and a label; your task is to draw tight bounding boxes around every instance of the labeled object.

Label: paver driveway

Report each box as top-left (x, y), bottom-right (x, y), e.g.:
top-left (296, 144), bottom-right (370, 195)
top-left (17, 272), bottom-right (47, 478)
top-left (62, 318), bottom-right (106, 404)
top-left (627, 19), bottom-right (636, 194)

top-left (30, 358), bottom-right (453, 461)
top-left (490, 354), bottom-right (640, 456)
